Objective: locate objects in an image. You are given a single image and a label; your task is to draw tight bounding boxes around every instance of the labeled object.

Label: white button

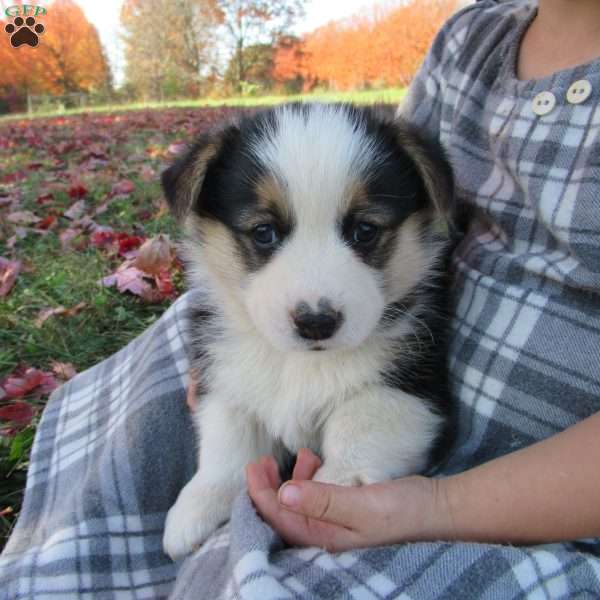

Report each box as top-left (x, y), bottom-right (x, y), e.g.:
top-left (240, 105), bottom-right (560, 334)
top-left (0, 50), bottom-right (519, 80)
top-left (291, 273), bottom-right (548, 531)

top-left (566, 79), bottom-right (592, 104)
top-left (532, 91), bottom-right (556, 116)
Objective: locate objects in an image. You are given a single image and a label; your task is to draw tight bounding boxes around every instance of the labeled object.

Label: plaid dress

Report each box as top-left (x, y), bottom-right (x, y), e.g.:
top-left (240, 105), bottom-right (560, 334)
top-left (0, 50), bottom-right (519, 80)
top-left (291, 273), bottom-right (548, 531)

top-left (2, 1), bottom-right (600, 598)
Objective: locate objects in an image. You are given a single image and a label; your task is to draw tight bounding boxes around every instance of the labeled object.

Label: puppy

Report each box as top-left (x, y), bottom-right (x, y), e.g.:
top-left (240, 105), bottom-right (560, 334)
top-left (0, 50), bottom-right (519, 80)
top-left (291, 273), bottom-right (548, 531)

top-left (161, 103), bottom-right (453, 559)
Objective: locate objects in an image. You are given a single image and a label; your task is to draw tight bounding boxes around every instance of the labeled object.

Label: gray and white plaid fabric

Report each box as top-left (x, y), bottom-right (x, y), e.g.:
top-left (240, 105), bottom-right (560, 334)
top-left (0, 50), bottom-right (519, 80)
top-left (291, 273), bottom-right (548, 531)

top-left (2, 0), bottom-right (600, 597)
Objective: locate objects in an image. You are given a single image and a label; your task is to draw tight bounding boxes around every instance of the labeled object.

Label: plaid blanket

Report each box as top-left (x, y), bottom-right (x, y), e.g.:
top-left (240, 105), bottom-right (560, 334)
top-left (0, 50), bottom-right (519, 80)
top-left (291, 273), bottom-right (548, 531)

top-left (1, 290), bottom-right (599, 599)
top-left (3, 0), bottom-right (600, 597)
top-left (0, 291), bottom-right (599, 600)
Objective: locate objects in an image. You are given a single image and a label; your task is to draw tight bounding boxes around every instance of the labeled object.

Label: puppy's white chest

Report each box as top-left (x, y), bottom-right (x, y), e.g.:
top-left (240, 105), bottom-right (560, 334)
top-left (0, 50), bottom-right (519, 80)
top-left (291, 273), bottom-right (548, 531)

top-left (208, 338), bottom-right (356, 452)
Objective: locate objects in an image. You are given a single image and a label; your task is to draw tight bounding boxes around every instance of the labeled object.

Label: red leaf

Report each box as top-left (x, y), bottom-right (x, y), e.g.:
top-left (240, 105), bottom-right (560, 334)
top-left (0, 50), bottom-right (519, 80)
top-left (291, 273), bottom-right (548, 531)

top-left (91, 230), bottom-right (116, 248)
top-left (2, 369), bottom-right (45, 398)
top-left (155, 268), bottom-right (175, 297)
top-left (36, 193), bottom-right (55, 205)
top-left (1, 171), bottom-right (25, 184)
top-left (0, 402), bottom-right (34, 426)
top-left (69, 183), bottom-right (88, 199)
top-left (37, 215), bottom-right (57, 230)
top-left (112, 180), bottom-right (135, 196)
top-left (118, 235), bottom-right (144, 257)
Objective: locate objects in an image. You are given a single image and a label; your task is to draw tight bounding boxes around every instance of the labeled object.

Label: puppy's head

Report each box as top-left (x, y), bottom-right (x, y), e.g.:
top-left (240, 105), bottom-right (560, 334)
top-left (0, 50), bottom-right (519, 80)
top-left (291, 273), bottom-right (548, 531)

top-left (162, 103), bottom-right (452, 352)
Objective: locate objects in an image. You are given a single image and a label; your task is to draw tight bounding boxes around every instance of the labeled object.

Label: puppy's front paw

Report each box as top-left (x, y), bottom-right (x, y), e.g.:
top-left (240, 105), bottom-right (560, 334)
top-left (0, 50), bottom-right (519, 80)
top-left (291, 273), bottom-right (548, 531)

top-left (313, 463), bottom-right (384, 487)
top-left (163, 484), bottom-right (229, 560)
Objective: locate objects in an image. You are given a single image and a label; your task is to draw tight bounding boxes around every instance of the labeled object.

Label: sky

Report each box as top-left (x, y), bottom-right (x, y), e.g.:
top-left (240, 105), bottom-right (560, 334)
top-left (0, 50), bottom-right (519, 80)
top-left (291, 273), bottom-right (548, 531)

top-left (66, 0), bottom-right (399, 85)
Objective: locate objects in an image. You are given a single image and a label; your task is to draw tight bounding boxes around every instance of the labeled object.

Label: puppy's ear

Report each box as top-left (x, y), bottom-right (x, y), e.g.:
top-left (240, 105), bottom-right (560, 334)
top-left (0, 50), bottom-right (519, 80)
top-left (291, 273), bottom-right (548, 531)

top-left (161, 125), bottom-right (239, 221)
top-left (394, 119), bottom-right (454, 221)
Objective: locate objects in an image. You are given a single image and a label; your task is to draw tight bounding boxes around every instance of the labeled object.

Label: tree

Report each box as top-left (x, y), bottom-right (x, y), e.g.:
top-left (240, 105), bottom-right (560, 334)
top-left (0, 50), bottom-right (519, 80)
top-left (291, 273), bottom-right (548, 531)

top-left (217, 0), bottom-right (305, 93)
top-left (272, 35), bottom-right (306, 92)
top-left (121, 0), bottom-right (221, 101)
top-left (296, 0), bottom-right (458, 91)
top-left (37, 0), bottom-right (111, 94)
top-left (0, 0), bottom-right (110, 111)
top-left (224, 43), bottom-right (274, 94)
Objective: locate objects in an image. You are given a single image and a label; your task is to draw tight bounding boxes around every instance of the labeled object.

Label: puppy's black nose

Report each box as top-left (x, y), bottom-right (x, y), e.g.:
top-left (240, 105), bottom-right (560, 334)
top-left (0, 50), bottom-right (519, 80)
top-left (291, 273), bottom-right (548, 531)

top-left (292, 299), bottom-right (343, 341)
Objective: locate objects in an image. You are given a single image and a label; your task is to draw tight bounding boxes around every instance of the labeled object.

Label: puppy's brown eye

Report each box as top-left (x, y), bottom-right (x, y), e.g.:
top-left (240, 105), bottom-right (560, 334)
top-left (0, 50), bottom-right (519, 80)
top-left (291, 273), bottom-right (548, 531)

top-left (352, 222), bottom-right (379, 245)
top-left (253, 224), bottom-right (280, 248)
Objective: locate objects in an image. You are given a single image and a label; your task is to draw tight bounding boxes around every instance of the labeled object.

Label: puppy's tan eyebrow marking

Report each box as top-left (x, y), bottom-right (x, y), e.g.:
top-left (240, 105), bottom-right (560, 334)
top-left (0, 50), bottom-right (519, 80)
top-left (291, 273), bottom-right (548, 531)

top-left (253, 173), bottom-right (292, 224)
top-left (345, 179), bottom-right (370, 213)
top-left (344, 180), bottom-right (398, 227)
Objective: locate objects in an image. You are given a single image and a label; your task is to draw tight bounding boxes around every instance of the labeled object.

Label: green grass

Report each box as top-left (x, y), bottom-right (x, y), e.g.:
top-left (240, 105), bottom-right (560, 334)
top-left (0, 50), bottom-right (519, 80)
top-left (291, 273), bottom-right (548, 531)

top-left (0, 107), bottom-right (193, 548)
top-left (0, 88), bottom-right (406, 122)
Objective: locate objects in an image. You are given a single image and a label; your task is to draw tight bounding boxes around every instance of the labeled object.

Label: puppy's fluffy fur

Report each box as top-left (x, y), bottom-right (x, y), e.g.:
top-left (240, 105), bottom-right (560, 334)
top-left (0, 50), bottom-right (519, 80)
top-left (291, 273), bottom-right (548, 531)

top-left (161, 103), bottom-right (454, 559)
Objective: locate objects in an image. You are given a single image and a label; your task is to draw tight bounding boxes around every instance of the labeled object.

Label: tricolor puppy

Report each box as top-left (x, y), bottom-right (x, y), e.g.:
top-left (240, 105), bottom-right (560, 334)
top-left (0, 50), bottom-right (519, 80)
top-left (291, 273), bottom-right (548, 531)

top-left (161, 103), bottom-right (453, 559)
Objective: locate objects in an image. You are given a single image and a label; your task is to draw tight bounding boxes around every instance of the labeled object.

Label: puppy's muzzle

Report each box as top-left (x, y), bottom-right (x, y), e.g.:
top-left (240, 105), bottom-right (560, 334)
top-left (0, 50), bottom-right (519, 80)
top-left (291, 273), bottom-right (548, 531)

top-left (291, 299), bottom-right (344, 341)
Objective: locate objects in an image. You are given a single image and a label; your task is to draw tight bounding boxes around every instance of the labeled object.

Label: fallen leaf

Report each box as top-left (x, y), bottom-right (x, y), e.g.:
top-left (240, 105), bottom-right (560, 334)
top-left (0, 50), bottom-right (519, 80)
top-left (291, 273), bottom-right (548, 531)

top-left (1, 368), bottom-right (50, 399)
top-left (69, 183), bottom-right (88, 199)
top-left (134, 235), bottom-right (174, 275)
top-left (154, 268), bottom-right (175, 297)
top-left (35, 302), bottom-right (87, 327)
top-left (7, 210), bottom-right (41, 225)
top-left (35, 306), bottom-right (65, 328)
top-left (118, 235), bottom-right (144, 258)
top-left (0, 402), bottom-right (34, 426)
top-left (7, 229), bottom-right (28, 249)
top-left (51, 361), bottom-right (77, 381)
top-left (91, 230), bottom-right (118, 249)
top-left (64, 200), bottom-right (87, 220)
top-left (36, 192), bottom-right (55, 204)
top-left (112, 180), bottom-right (135, 196)
top-left (101, 266), bottom-right (153, 297)
top-left (140, 165), bottom-right (156, 182)
top-left (59, 228), bottom-right (82, 249)
top-left (37, 215), bottom-right (57, 230)
top-left (0, 257), bottom-right (21, 296)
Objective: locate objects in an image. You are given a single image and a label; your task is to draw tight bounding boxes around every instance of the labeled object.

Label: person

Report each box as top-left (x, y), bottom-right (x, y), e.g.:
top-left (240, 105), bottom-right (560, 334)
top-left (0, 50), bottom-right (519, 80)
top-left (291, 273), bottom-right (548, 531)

top-left (2, 1), bottom-right (600, 598)
top-left (244, 0), bottom-right (600, 555)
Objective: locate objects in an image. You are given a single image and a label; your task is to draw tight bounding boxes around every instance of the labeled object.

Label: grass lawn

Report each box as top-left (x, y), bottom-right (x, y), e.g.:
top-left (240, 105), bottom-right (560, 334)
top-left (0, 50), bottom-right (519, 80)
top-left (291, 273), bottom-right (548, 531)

top-left (0, 88), bottom-right (406, 122)
top-left (0, 106), bottom-right (246, 549)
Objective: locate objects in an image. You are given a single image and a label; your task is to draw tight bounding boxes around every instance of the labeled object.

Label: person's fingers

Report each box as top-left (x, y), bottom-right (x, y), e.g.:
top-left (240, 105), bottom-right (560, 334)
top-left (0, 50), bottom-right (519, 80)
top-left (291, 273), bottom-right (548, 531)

top-left (260, 455), bottom-right (281, 489)
top-left (247, 459), bottom-right (359, 551)
top-left (278, 480), bottom-right (376, 529)
top-left (246, 461), bottom-right (280, 507)
top-left (292, 448), bottom-right (322, 480)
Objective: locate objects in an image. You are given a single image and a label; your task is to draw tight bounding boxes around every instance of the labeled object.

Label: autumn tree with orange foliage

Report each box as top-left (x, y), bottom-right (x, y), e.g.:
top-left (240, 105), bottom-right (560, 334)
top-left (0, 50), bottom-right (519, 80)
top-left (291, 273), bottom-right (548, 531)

top-left (0, 0), bottom-right (110, 111)
top-left (272, 35), bottom-right (306, 92)
top-left (274, 0), bottom-right (458, 92)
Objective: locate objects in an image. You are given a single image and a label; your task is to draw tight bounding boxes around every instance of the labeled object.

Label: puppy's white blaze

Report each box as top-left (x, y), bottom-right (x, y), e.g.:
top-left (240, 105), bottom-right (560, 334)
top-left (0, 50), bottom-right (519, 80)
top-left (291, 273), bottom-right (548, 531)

top-left (243, 105), bottom-right (392, 351)
top-left (252, 104), bottom-right (385, 226)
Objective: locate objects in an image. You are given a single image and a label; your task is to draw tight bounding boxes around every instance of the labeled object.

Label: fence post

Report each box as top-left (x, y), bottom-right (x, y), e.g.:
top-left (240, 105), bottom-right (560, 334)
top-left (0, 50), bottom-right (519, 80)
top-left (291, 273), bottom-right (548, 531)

top-left (27, 91), bottom-right (32, 116)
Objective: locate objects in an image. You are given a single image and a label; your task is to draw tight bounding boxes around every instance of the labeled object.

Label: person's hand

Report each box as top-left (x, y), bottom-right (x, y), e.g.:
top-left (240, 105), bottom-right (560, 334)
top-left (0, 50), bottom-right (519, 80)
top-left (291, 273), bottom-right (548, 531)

top-left (246, 448), bottom-right (451, 552)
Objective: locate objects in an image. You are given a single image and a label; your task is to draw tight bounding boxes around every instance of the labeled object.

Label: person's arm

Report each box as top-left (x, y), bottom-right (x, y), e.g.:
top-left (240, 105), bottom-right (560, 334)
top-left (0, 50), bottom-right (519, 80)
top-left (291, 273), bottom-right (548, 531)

top-left (246, 411), bottom-right (600, 552)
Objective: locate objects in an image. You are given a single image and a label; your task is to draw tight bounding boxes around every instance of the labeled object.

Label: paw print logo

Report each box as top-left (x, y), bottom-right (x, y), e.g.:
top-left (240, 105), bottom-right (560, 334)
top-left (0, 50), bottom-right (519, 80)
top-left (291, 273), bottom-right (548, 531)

top-left (4, 16), bottom-right (45, 48)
